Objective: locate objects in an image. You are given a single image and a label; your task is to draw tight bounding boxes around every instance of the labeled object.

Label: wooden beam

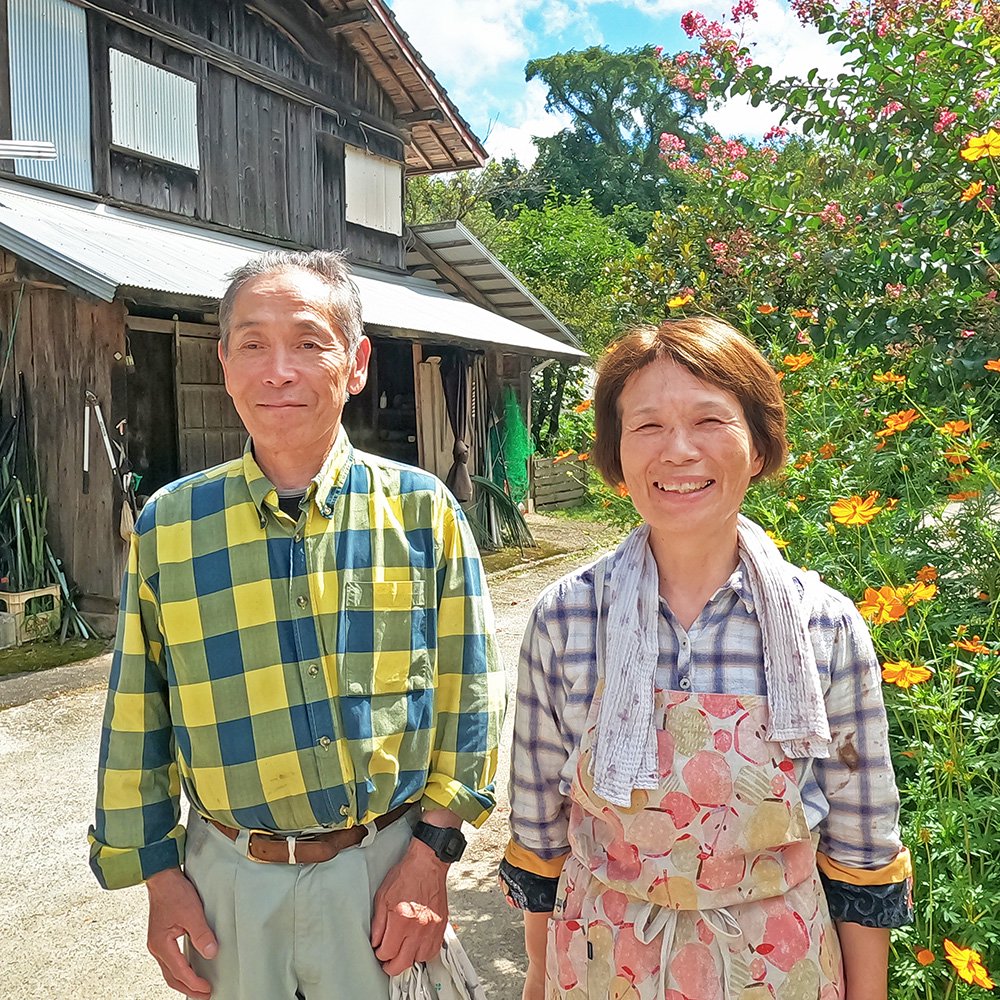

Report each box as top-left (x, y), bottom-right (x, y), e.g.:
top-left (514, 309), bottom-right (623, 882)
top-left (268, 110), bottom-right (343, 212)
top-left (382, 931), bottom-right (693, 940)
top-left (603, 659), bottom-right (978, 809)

top-left (246, 0), bottom-right (334, 64)
top-left (322, 10), bottom-right (372, 33)
top-left (409, 234), bottom-right (496, 314)
top-left (398, 109), bottom-right (444, 125)
top-left (0, 274), bottom-right (65, 292)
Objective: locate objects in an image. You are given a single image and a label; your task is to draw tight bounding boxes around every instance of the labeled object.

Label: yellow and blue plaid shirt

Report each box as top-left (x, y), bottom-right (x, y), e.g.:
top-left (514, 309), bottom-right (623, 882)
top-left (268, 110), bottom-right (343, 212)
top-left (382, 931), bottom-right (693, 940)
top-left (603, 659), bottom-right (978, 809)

top-left (89, 431), bottom-right (506, 890)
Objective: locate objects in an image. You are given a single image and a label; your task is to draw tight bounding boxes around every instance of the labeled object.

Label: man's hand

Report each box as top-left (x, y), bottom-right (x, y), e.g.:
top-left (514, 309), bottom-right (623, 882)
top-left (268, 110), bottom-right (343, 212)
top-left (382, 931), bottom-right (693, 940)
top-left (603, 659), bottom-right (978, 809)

top-left (371, 839), bottom-right (450, 976)
top-left (145, 867), bottom-right (219, 999)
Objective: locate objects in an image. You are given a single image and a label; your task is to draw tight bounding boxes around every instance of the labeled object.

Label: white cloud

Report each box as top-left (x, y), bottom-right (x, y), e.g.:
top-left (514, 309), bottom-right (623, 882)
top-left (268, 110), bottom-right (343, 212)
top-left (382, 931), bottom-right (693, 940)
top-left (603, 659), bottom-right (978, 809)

top-left (386, 0), bottom-right (537, 94)
top-left (483, 78), bottom-right (573, 165)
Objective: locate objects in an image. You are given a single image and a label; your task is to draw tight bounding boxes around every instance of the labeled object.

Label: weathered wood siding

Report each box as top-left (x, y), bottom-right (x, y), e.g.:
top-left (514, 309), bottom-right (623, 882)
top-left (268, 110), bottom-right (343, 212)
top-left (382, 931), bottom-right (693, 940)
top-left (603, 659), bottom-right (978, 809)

top-left (85, 0), bottom-right (403, 263)
top-left (0, 257), bottom-right (127, 608)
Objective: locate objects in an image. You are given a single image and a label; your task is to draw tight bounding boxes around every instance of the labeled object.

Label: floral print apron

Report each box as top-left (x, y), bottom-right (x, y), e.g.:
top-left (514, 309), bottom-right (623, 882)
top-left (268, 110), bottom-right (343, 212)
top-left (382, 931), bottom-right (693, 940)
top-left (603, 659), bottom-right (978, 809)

top-left (546, 688), bottom-right (844, 1000)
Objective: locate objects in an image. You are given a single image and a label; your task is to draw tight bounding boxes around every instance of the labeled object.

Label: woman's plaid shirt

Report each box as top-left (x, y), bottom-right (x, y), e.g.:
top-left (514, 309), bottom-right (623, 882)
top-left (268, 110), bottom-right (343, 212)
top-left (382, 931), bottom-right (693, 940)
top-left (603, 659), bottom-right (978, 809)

top-left (89, 433), bottom-right (506, 890)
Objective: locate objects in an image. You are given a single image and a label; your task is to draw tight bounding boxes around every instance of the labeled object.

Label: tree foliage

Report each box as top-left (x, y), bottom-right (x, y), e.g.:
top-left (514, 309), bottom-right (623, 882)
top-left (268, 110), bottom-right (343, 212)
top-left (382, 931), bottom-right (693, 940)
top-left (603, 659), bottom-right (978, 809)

top-left (513, 46), bottom-right (710, 229)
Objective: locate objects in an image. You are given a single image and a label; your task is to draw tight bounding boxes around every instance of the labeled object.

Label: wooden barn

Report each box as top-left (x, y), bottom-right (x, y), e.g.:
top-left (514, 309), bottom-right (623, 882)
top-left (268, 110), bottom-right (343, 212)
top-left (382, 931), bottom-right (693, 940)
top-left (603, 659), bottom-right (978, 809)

top-left (0, 0), bottom-right (584, 629)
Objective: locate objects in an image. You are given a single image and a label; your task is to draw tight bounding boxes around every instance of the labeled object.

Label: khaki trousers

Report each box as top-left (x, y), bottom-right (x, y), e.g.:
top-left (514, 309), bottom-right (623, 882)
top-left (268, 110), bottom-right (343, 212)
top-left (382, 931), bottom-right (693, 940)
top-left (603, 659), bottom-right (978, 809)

top-left (184, 810), bottom-right (416, 1000)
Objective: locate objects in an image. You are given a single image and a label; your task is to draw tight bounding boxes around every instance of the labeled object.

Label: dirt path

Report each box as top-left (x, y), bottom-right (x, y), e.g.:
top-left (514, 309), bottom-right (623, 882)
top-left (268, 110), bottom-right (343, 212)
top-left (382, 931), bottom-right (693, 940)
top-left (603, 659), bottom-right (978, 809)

top-left (0, 514), bottom-right (619, 1000)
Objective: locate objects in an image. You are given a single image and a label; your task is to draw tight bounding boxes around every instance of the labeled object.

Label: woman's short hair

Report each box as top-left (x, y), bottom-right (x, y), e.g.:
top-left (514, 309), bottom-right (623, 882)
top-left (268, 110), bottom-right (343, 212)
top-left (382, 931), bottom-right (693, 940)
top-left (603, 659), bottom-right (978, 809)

top-left (592, 317), bottom-right (788, 487)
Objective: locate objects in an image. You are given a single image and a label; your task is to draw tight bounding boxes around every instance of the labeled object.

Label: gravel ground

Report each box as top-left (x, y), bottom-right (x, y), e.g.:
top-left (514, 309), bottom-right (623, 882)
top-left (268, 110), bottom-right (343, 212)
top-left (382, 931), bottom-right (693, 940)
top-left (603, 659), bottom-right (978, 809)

top-left (0, 513), bottom-right (619, 1000)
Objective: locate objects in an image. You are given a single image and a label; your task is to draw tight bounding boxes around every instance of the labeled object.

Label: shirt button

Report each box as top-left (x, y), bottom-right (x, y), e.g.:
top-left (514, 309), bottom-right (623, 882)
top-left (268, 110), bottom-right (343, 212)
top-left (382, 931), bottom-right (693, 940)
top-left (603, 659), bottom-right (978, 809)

top-left (681, 637), bottom-right (689, 647)
top-left (339, 804), bottom-right (350, 817)
top-left (296, 595), bottom-right (308, 608)
top-left (308, 664), bottom-right (319, 677)
top-left (318, 736), bottom-right (331, 748)
top-left (679, 677), bottom-right (691, 690)
top-left (322, 506), bottom-right (332, 516)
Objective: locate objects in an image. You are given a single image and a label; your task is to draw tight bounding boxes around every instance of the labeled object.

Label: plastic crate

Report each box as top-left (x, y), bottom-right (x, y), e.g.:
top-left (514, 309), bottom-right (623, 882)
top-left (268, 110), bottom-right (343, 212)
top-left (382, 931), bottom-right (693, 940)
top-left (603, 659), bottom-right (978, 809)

top-left (0, 586), bottom-right (62, 644)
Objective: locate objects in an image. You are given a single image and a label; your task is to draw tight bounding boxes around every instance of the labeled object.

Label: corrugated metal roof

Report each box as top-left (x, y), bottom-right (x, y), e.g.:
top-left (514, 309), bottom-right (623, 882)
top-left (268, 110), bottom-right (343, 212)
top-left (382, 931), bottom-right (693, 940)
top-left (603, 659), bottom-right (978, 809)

top-left (0, 180), bottom-right (586, 361)
top-left (406, 222), bottom-right (585, 352)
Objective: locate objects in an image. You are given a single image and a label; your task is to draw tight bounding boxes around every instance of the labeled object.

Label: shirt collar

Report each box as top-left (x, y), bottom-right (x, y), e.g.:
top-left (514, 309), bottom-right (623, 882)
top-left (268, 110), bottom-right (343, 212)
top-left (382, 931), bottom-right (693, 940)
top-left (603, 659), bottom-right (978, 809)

top-left (242, 428), bottom-right (354, 523)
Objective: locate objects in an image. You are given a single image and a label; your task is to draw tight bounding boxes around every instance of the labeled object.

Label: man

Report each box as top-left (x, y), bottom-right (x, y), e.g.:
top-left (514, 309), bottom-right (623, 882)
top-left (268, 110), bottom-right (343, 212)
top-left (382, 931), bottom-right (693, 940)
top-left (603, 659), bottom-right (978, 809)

top-left (89, 250), bottom-right (506, 1000)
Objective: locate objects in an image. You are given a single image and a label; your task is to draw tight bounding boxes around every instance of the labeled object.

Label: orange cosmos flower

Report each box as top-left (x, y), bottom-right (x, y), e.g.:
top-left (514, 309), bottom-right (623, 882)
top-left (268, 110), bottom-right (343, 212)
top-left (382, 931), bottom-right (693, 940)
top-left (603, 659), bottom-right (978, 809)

top-left (617, 483), bottom-right (630, 498)
top-left (939, 420), bottom-right (971, 436)
top-left (668, 293), bottom-right (694, 308)
top-left (986, 359), bottom-right (1000, 372)
top-left (944, 939), bottom-right (995, 989)
top-left (960, 128), bottom-right (1000, 162)
top-left (857, 586), bottom-right (908, 625)
top-left (948, 468), bottom-right (971, 482)
top-left (830, 495), bottom-right (883, 526)
top-left (948, 490), bottom-right (980, 501)
top-left (783, 352), bottom-right (813, 371)
top-left (915, 948), bottom-right (935, 966)
top-left (953, 635), bottom-right (991, 655)
top-left (873, 371), bottom-right (906, 385)
top-left (790, 308), bottom-right (814, 319)
top-left (881, 660), bottom-right (932, 689)
top-left (793, 452), bottom-right (814, 470)
top-left (574, 398), bottom-right (593, 414)
top-left (577, 452), bottom-right (590, 461)
top-left (876, 408), bottom-right (920, 437)
top-left (916, 565), bottom-right (937, 583)
top-left (943, 447), bottom-right (970, 465)
top-left (960, 179), bottom-right (985, 203)
top-left (554, 449), bottom-right (575, 463)
top-left (818, 442), bottom-right (837, 459)
top-left (757, 303), bottom-right (778, 314)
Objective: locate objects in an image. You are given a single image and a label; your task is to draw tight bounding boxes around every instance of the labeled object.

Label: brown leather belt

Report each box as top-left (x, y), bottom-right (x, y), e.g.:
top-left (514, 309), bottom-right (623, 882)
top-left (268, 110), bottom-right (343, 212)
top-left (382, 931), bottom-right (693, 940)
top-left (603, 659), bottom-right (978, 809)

top-left (208, 802), bottom-right (414, 864)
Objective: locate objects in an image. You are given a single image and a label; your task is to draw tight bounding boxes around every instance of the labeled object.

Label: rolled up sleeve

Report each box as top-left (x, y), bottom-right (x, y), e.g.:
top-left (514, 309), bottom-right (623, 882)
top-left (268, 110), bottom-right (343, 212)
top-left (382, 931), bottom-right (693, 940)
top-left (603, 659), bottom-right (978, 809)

top-left (814, 603), bottom-right (912, 926)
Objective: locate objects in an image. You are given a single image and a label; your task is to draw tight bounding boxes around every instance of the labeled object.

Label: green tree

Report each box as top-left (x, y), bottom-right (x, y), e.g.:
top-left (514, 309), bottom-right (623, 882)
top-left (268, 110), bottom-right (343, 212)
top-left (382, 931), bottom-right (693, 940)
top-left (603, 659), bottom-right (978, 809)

top-left (491, 193), bottom-right (637, 449)
top-left (509, 46), bottom-right (709, 233)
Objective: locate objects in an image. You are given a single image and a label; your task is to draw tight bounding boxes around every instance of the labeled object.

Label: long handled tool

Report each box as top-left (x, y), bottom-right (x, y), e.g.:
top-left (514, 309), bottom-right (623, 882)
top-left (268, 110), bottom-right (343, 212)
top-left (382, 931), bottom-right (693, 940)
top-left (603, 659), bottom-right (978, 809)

top-left (82, 392), bottom-right (91, 495)
top-left (85, 390), bottom-right (118, 481)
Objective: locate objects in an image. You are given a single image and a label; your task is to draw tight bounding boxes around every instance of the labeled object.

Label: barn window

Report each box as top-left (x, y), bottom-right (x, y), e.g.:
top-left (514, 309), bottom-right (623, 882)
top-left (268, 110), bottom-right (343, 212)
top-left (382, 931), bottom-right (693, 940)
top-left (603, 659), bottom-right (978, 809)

top-left (109, 50), bottom-right (199, 170)
top-left (344, 146), bottom-right (403, 235)
top-left (7, 0), bottom-right (93, 191)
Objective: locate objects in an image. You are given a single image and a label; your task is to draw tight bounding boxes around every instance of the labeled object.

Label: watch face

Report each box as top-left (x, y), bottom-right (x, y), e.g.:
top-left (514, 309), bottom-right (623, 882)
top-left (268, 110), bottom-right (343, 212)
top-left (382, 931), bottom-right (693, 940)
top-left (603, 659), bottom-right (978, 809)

top-left (440, 833), bottom-right (464, 863)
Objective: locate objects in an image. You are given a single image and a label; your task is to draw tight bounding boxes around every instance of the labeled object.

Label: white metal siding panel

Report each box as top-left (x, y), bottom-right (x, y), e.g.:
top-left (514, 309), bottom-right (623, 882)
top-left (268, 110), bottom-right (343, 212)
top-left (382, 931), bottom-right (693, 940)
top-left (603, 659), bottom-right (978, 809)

top-left (8, 0), bottom-right (93, 191)
top-left (345, 146), bottom-right (402, 235)
top-left (109, 50), bottom-right (199, 170)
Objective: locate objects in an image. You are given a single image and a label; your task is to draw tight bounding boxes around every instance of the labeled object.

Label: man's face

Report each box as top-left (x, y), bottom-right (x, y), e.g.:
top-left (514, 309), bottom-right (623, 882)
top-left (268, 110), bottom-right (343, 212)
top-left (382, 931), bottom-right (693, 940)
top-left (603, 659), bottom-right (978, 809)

top-left (219, 269), bottom-right (371, 477)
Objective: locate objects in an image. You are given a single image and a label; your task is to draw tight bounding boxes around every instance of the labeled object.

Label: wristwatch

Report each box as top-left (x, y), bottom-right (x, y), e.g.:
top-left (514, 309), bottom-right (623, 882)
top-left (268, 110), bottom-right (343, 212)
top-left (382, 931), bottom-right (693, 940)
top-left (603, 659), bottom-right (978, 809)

top-left (413, 821), bottom-right (467, 863)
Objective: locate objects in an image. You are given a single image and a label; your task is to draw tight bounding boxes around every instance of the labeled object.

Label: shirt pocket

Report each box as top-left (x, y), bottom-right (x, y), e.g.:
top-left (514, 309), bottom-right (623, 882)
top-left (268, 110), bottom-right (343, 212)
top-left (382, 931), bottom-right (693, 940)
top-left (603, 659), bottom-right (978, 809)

top-left (341, 579), bottom-right (432, 695)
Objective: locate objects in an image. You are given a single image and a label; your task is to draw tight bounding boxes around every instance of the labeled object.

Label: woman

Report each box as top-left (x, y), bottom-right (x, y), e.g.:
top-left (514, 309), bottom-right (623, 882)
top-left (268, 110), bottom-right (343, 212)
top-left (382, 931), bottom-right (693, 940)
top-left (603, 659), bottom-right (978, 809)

top-left (501, 319), bottom-right (912, 1000)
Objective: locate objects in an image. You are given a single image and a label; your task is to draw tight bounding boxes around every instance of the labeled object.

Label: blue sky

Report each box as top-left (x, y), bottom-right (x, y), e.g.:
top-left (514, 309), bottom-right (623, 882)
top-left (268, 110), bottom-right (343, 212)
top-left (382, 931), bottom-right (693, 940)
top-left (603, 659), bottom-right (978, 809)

top-left (384, 1), bottom-right (844, 163)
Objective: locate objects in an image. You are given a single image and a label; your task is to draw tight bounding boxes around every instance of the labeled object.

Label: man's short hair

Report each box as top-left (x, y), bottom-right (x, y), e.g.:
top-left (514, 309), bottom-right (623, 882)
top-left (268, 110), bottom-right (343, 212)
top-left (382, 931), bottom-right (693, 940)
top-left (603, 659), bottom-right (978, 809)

top-left (592, 317), bottom-right (788, 487)
top-left (218, 249), bottom-right (364, 354)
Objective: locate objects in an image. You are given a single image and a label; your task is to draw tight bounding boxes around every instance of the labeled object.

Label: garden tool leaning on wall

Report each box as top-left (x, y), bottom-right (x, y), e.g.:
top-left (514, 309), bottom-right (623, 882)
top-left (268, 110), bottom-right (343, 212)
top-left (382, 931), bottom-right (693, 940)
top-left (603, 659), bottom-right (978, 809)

top-left (84, 390), bottom-right (137, 540)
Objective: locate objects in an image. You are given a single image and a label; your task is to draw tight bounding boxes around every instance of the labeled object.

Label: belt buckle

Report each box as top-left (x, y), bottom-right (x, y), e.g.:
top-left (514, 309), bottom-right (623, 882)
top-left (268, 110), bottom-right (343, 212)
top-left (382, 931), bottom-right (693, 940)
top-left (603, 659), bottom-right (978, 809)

top-left (243, 828), bottom-right (285, 864)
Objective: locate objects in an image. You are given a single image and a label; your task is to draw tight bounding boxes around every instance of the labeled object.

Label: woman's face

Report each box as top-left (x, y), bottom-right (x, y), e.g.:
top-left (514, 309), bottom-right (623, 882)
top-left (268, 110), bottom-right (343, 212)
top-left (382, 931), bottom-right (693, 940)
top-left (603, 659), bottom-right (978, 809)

top-left (618, 358), bottom-right (763, 547)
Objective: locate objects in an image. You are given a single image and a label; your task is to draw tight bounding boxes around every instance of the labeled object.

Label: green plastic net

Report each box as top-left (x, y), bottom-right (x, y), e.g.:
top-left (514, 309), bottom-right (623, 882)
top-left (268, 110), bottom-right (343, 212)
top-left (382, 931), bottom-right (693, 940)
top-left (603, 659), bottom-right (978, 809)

top-left (501, 388), bottom-right (534, 503)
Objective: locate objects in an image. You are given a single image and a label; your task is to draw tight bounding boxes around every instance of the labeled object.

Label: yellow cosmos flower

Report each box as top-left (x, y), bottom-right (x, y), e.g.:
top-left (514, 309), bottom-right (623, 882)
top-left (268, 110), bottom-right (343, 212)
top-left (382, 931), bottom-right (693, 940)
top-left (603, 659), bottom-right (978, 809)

top-left (960, 129), bottom-right (1000, 162)
top-left (790, 308), bottom-right (814, 319)
top-left (765, 530), bottom-right (789, 550)
top-left (881, 660), bottom-right (932, 689)
top-left (944, 939), bottom-right (995, 989)
top-left (668, 293), bottom-right (694, 308)
top-left (830, 495), bottom-right (883, 526)
top-left (857, 586), bottom-right (907, 625)
top-left (897, 581), bottom-right (937, 607)
top-left (783, 352), bottom-right (813, 371)
top-left (873, 371), bottom-right (906, 385)
top-left (960, 179), bottom-right (985, 203)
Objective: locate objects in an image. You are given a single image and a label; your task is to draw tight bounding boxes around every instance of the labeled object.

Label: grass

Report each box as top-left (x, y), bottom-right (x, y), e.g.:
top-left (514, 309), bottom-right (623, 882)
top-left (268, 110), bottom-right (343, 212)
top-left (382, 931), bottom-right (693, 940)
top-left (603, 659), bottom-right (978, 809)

top-left (481, 539), bottom-right (568, 574)
top-left (0, 637), bottom-right (110, 678)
